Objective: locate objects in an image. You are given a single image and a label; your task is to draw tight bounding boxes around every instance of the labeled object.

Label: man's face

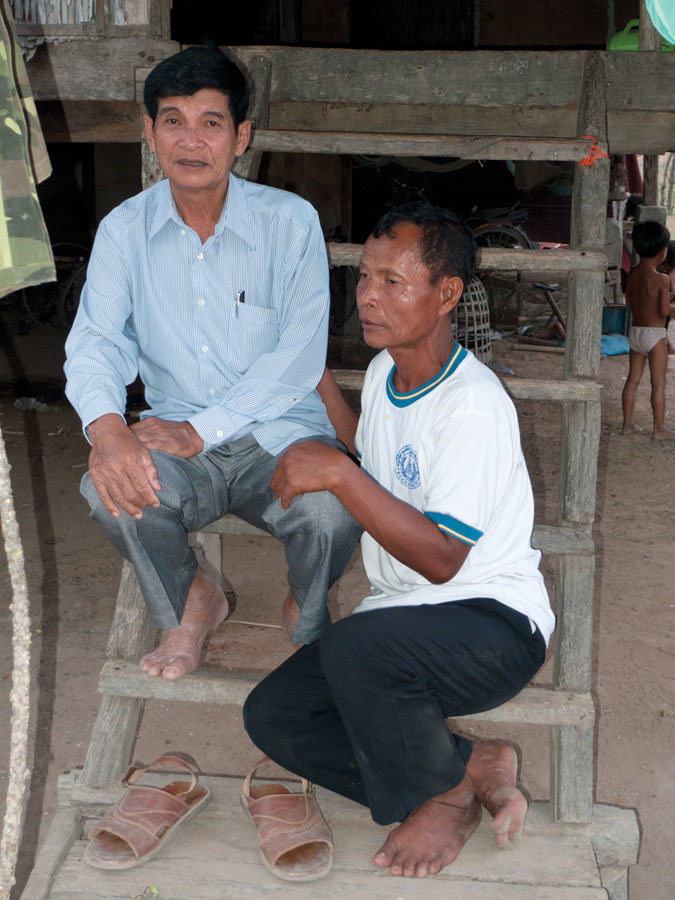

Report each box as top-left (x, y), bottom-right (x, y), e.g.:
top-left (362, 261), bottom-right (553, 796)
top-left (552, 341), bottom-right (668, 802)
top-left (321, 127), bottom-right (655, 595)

top-left (144, 89), bottom-right (251, 194)
top-left (356, 222), bottom-right (462, 352)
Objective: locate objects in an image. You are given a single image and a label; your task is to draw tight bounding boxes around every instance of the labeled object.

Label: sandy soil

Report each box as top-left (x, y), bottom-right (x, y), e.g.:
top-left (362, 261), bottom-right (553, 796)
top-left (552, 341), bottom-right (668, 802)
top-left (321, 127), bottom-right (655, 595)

top-left (1, 320), bottom-right (674, 899)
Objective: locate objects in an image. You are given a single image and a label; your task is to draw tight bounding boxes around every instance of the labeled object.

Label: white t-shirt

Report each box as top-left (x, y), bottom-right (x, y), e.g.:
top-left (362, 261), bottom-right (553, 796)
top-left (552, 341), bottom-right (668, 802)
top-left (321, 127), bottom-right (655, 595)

top-left (353, 344), bottom-right (555, 646)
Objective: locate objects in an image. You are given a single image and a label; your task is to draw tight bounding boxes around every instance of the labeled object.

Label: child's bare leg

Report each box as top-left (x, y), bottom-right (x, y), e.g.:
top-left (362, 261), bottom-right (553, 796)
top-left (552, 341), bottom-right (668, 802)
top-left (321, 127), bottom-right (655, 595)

top-left (648, 340), bottom-right (675, 439)
top-left (621, 350), bottom-right (646, 434)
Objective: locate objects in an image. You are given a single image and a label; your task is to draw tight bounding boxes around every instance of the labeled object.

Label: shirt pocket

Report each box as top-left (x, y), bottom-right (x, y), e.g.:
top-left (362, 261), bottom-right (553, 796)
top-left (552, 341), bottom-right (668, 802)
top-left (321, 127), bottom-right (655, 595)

top-left (226, 302), bottom-right (279, 374)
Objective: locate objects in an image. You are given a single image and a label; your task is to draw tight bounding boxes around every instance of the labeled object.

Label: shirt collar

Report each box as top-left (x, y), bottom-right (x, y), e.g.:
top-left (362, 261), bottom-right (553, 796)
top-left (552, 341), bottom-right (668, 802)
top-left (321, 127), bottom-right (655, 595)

top-left (386, 342), bottom-right (468, 407)
top-left (148, 174), bottom-right (255, 249)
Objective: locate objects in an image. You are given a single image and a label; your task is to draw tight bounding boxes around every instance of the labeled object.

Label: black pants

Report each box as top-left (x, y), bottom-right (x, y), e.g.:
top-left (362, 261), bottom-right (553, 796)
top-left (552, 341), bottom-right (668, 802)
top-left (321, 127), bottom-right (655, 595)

top-left (243, 598), bottom-right (546, 825)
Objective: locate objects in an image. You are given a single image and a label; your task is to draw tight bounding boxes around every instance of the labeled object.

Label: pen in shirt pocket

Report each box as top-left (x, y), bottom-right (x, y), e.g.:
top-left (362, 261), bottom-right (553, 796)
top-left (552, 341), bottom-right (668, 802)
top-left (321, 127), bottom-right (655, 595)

top-left (236, 290), bottom-right (246, 317)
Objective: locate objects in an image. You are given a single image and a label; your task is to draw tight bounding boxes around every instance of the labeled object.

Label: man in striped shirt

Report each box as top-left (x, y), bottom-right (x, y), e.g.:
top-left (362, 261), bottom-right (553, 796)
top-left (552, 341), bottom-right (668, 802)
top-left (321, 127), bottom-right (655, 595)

top-left (65, 45), bottom-right (361, 680)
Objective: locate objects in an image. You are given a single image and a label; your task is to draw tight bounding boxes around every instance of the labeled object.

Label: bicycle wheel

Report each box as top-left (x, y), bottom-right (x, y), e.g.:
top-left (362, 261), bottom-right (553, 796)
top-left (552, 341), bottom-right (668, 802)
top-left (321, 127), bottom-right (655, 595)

top-left (472, 224), bottom-right (534, 327)
top-left (472, 222), bottom-right (535, 250)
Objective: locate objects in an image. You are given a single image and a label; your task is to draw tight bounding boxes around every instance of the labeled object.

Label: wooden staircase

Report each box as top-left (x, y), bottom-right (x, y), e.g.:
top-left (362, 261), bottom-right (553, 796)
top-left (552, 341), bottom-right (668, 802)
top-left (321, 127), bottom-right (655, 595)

top-left (22, 45), bottom-right (645, 900)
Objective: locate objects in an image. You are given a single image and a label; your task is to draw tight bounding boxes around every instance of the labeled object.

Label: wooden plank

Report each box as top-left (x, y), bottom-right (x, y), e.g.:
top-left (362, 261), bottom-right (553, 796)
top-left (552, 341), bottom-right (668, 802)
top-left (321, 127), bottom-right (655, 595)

top-left (605, 53), bottom-right (675, 111)
top-left (608, 110), bottom-right (675, 155)
top-left (35, 100), bottom-right (142, 143)
top-left (558, 400), bottom-right (603, 526)
top-left (600, 866), bottom-right (629, 900)
top-left (254, 47), bottom-right (587, 108)
top-left (233, 55), bottom-right (272, 183)
top-left (20, 807), bottom-right (83, 900)
top-left (200, 514), bottom-right (593, 557)
top-left (80, 562), bottom-right (156, 790)
top-left (98, 659), bottom-right (594, 726)
top-left (50, 777), bottom-right (607, 899)
top-left (531, 525), bottom-right (594, 557)
top-left (551, 724), bottom-right (595, 824)
top-left (250, 129), bottom-right (598, 161)
top-left (328, 242), bottom-right (607, 273)
top-left (24, 39), bottom-right (179, 101)
top-left (64, 769), bottom-right (638, 872)
top-left (553, 554), bottom-right (595, 691)
top-left (525, 803), bottom-right (640, 868)
top-left (271, 101), bottom-right (579, 139)
top-left (503, 378), bottom-right (602, 402)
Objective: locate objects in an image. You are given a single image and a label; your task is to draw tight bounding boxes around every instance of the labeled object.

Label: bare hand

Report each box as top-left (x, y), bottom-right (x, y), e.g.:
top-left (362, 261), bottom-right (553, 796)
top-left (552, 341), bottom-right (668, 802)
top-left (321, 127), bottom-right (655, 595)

top-left (271, 441), bottom-right (347, 508)
top-left (131, 417), bottom-right (204, 458)
top-left (88, 414), bottom-right (162, 519)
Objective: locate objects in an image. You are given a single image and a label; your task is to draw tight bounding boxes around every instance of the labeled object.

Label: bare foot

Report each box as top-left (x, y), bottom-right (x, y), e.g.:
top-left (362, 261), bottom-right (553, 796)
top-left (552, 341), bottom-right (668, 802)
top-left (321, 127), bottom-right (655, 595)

top-left (281, 592), bottom-right (302, 643)
top-left (467, 742), bottom-right (528, 849)
top-left (140, 567), bottom-right (229, 680)
top-left (373, 774), bottom-right (480, 877)
top-left (653, 427), bottom-right (675, 440)
top-left (621, 423), bottom-right (644, 434)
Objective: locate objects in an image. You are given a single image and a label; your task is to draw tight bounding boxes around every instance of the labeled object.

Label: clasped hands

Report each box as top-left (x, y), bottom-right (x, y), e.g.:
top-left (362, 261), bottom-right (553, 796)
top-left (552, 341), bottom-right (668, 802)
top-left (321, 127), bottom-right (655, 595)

top-left (88, 411), bottom-right (344, 520)
top-left (88, 415), bottom-right (203, 519)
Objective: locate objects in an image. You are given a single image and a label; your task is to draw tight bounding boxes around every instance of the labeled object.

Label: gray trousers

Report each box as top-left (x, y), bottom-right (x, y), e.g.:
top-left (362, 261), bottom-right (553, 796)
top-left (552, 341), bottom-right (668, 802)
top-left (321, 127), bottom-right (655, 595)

top-left (81, 434), bottom-right (363, 644)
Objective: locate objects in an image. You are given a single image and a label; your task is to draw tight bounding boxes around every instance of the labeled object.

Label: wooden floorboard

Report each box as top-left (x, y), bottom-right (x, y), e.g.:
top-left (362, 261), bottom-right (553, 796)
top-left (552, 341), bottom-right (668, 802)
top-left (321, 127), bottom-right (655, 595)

top-left (43, 776), bottom-right (610, 900)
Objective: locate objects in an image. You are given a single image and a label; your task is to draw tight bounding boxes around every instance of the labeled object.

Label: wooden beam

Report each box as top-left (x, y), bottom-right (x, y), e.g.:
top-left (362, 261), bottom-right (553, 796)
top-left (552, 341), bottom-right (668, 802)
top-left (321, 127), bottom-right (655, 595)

top-left (327, 242), bottom-right (607, 273)
top-left (639, 2), bottom-right (663, 203)
top-left (233, 55), bottom-right (273, 182)
top-left (250, 130), bottom-right (599, 161)
top-left (270, 101), bottom-right (579, 140)
top-left (98, 659), bottom-right (595, 727)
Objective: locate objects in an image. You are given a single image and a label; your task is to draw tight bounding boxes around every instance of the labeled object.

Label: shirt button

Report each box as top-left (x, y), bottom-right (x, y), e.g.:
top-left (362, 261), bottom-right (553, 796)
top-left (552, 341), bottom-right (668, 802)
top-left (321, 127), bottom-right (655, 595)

top-left (209, 388), bottom-right (215, 396)
top-left (202, 345), bottom-right (208, 353)
top-left (198, 299), bottom-right (205, 307)
top-left (216, 430), bottom-right (224, 438)
top-left (290, 397), bottom-right (298, 403)
top-left (197, 252), bottom-right (204, 260)
top-left (179, 228), bottom-right (186, 236)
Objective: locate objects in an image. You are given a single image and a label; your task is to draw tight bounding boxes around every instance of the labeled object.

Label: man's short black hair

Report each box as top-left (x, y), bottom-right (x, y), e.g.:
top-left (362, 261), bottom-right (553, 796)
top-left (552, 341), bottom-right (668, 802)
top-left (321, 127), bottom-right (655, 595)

top-left (371, 201), bottom-right (476, 288)
top-left (632, 220), bottom-right (671, 259)
top-left (143, 45), bottom-right (250, 127)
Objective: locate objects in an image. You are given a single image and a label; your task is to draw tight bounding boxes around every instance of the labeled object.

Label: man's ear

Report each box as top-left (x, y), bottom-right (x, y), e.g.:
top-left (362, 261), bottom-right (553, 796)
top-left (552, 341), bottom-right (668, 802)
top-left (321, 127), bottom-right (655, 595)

top-left (235, 119), bottom-right (252, 158)
top-left (143, 115), bottom-right (156, 154)
top-left (439, 275), bottom-right (464, 317)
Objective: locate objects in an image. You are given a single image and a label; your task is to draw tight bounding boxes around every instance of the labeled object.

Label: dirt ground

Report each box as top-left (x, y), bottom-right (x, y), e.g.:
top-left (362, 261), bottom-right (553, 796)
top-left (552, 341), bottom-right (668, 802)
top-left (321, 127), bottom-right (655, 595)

top-left (1, 313), bottom-right (674, 900)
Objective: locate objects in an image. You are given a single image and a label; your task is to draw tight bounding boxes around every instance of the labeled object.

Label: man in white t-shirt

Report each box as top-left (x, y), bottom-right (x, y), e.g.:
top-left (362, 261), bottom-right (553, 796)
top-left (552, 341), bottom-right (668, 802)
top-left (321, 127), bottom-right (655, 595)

top-left (242, 201), bottom-right (555, 881)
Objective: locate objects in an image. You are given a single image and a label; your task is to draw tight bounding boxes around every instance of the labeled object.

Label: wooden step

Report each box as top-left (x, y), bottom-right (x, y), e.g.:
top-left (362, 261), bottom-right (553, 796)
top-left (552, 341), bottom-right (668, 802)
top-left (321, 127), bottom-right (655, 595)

top-left (251, 129), bottom-right (603, 162)
top-left (328, 369), bottom-right (604, 405)
top-left (199, 513), bottom-right (595, 558)
top-left (97, 659), bottom-right (594, 728)
top-left (25, 774), bottom-right (622, 900)
top-left (326, 242), bottom-right (607, 273)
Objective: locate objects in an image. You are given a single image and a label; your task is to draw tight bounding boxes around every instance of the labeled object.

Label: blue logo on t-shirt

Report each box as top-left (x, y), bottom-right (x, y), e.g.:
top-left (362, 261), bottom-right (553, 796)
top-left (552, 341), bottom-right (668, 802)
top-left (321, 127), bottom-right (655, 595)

top-left (395, 445), bottom-right (420, 489)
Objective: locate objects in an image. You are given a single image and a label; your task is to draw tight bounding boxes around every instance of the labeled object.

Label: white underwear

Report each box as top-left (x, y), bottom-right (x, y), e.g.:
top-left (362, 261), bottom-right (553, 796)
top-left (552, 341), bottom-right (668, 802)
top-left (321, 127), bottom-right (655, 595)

top-left (629, 326), bottom-right (666, 355)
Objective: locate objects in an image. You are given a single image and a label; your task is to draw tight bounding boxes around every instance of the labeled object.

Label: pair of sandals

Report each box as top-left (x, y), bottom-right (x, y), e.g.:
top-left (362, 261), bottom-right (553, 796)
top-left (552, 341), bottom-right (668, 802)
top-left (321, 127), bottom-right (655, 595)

top-left (84, 754), bottom-right (334, 883)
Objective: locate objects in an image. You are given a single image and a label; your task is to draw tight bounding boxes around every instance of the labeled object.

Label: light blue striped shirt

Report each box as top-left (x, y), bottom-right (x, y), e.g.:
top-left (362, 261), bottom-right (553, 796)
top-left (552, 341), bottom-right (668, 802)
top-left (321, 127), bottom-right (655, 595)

top-left (64, 175), bottom-right (335, 454)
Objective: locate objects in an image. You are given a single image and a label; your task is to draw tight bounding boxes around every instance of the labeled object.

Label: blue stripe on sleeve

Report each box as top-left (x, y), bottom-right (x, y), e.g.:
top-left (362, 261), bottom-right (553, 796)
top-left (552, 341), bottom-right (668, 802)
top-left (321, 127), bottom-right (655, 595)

top-left (425, 511), bottom-right (483, 545)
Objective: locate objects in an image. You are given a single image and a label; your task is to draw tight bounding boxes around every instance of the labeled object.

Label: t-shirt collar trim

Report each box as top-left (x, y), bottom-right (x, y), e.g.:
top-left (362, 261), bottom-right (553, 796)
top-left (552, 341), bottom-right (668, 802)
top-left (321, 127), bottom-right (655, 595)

top-left (386, 342), bottom-right (467, 407)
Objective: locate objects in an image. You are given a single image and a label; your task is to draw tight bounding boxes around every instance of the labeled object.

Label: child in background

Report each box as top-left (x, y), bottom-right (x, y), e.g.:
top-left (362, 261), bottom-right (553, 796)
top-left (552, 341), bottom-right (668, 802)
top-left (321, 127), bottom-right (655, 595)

top-left (657, 239), bottom-right (675, 354)
top-left (622, 221), bottom-right (675, 439)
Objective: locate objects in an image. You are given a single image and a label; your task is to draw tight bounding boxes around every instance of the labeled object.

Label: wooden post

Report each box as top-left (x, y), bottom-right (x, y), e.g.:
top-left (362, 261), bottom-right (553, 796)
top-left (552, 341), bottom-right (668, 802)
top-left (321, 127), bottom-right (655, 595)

top-left (80, 563), bottom-right (157, 789)
top-left (140, 112), bottom-right (164, 190)
top-left (232, 55), bottom-right (272, 183)
top-left (639, 0), bottom-right (661, 205)
top-left (552, 52), bottom-right (609, 824)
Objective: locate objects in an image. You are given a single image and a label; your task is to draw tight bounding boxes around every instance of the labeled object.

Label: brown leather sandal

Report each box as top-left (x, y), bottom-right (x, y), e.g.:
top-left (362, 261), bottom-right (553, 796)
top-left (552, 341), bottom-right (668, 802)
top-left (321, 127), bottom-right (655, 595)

top-left (241, 756), bottom-right (334, 882)
top-left (84, 753), bottom-right (210, 869)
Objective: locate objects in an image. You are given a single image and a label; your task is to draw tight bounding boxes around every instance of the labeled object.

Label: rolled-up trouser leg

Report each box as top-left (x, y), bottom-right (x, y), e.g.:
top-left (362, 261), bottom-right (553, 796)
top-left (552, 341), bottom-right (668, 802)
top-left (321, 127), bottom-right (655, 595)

top-left (80, 448), bottom-right (232, 627)
top-left (81, 435), bottom-right (361, 638)
top-left (225, 437), bottom-right (363, 644)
